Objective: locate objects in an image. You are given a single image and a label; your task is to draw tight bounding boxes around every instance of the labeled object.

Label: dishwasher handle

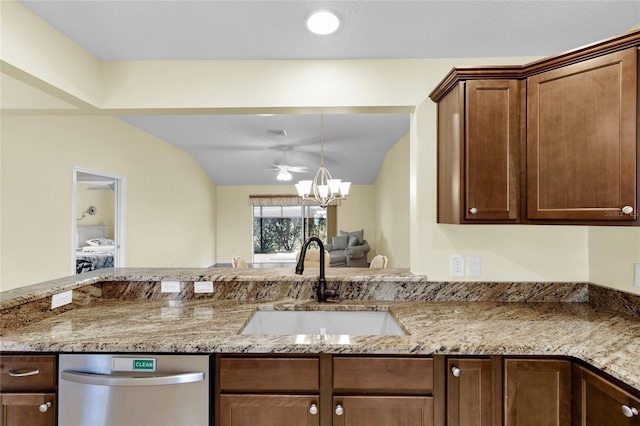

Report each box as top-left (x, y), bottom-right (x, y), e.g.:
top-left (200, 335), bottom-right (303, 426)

top-left (61, 370), bottom-right (205, 387)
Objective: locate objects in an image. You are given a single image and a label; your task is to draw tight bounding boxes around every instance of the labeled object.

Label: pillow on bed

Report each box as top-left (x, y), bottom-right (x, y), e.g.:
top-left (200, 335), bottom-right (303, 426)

top-left (86, 238), bottom-right (114, 246)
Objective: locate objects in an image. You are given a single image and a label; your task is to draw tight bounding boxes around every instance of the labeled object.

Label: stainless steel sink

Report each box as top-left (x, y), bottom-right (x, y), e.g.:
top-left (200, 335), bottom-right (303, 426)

top-left (240, 310), bottom-right (406, 336)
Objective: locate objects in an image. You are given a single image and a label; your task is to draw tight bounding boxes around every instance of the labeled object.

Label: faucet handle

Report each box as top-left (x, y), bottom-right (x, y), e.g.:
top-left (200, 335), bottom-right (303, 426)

top-left (325, 289), bottom-right (339, 298)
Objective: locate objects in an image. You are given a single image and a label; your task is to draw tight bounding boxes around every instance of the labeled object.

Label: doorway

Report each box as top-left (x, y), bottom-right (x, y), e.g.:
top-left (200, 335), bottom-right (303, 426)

top-left (72, 167), bottom-right (125, 274)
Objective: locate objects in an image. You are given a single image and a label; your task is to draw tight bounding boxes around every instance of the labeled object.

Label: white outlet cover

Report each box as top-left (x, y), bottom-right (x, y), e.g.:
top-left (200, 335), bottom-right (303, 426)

top-left (51, 290), bottom-right (73, 309)
top-left (466, 256), bottom-right (481, 277)
top-left (450, 256), bottom-right (464, 277)
top-left (161, 281), bottom-right (181, 293)
top-left (194, 281), bottom-right (214, 293)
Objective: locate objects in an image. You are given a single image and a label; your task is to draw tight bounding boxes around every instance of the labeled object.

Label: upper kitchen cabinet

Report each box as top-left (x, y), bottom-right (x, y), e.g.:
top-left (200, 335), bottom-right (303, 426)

top-left (435, 79), bottom-right (521, 224)
top-left (430, 29), bottom-right (640, 226)
top-left (527, 47), bottom-right (637, 221)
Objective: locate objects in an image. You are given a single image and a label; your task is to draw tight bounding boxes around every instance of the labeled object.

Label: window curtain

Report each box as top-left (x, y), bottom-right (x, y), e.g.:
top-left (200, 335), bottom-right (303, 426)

top-left (248, 195), bottom-right (341, 206)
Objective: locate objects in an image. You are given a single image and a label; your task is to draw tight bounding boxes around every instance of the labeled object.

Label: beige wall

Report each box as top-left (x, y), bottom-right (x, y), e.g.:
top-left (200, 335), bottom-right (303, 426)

top-left (375, 133), bottom-right (410, 268)
top-left (589, 227), bottom-right (640, 292)
top-left (76, 183), bottom-right (115, 240)
top-left (215, 185), bottom-right (376, 264)
top-left (1, 115), bottom-right (217, 291)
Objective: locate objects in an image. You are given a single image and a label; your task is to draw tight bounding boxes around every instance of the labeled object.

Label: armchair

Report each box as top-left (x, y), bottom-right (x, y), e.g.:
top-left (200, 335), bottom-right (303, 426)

top-left (324, 229), bottom-right (371, 267)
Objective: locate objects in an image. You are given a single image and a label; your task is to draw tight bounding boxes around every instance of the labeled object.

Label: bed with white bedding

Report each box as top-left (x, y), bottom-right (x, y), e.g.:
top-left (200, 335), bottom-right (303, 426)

top-left (76, 224), bottom-right (115, 274)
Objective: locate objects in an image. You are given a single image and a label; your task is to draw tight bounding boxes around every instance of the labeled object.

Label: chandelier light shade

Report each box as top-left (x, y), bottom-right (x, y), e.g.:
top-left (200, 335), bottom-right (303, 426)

top-left (295, 115), bottom-right (351, 207)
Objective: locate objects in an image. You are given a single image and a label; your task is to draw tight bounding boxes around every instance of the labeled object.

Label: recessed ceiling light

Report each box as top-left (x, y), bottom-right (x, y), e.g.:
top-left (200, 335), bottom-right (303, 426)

top-left (306, 10), bottom-right (340, 35)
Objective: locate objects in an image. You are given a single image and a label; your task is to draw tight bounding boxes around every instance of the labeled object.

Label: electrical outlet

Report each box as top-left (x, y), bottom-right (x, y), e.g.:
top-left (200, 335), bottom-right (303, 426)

top-left (466, 256), bottom-right (481, 277)
top-left (194, 281), bottom-right (214, 293)
top-left (450, 256), bottom-right (464, 277)
top-left (51, 290), bottom-right (73, 309)
top-left (635, 263), bottom-right (640, 288)
top-left (161, 281), bottom-right (181, 293)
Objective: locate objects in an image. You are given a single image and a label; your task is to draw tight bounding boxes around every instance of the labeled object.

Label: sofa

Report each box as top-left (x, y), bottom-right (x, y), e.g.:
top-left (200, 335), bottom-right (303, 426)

top-left (324, 229), bottom-right (370, 267)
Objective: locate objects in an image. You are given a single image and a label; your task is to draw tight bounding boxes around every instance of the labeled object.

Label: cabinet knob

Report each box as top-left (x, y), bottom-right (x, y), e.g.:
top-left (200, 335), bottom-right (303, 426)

top-left (335, 404), bottom-right (344, 416)
top-left (39, 402), bottom-right (52, 413)
top-left (309, 403), bottom-right (318, 415)
top-left (469, 207), bottom-right (478, 215)
top-left (451, 366), bottom-right (461, 377)
top-left (622, 206), bottom-right (634, 215)
top-left (621, 405), bottom-right (638, 417)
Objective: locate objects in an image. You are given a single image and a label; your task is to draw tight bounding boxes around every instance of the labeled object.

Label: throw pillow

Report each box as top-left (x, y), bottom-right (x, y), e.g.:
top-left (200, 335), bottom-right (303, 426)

top-left (332, 235), bottom-right (348, 250)
top-left (347, 235), bottom-right (358, 247)
top-left (339, 229), bottom-right (364, 245)
top-left (86, 237), bottom-right (114, 246)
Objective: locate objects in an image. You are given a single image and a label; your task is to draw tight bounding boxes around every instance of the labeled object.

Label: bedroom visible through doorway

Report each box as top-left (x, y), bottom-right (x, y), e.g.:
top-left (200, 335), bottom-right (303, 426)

top-left (72, 168), bottom-right (125, 274)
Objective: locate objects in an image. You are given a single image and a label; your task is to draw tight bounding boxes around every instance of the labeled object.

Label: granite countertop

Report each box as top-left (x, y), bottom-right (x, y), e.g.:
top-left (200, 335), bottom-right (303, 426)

top-left (1, 268), bottom-right (640, 391)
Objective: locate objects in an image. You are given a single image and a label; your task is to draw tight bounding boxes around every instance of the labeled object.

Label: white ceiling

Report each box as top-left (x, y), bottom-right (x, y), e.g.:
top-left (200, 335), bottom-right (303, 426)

top-left (14, 0), bottom-right (640, 185)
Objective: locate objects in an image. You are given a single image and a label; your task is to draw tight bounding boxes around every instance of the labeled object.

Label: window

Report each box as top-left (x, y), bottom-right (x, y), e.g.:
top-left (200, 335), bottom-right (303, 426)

top-left (252, 204), bottom-right (327, 265)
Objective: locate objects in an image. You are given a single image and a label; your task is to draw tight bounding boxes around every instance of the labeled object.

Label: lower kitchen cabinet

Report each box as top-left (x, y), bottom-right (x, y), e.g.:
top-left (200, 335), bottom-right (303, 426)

top-left (504, 359), bottom-right (571, 426)
top-left (0, 355), bottom-right (56, 426)
top-left (219, 394), bottom-right (320, 426)
top-left (217, 356), bottom-right (320, 426)
top-left (332, 396), bottom-right (433, 426)
top-left (573, 364), bottom-right (640, 426)
top-left (0, 393), bottom-right (56, 426)
top-left (332, 356), bottom-right (434, 426)
top-left (217, 354), bottom-right (434, 426)
top-left (446, 358), bottom-right (497, 426)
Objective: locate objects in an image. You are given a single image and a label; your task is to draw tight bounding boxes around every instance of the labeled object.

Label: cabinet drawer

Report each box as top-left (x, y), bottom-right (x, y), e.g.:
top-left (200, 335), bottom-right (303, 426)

top-left (220, 357), bottom-right (319, 391)
top-left (333, 357), bottom-right (433, 392)
top-left (0, 356), bottom-right (56, 392)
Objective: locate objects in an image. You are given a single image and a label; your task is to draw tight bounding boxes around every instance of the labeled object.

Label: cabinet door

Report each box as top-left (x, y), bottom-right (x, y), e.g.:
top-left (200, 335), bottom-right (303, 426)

top-left (447, 358), bottom-right (493, 426)
top-left (0, 393), bottom-right (55, 426)
top-left (436, 80), bottom-right (519, 224)
top-left (527, 47), bottom-right (637, 221)
top-left (219, 394), bottom-right (319, 426)
top-left (504, 359), bottom-right (571, 426)
top-left (465, 80), bottom-right (520, 221)
top-left (333, 396), bottom-right (433, 426)
top-left (573, 365), bottom-right (640, 426)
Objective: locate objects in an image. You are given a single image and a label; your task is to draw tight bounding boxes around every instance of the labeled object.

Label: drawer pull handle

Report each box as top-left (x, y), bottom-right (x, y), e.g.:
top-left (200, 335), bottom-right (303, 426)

top-left (39, 402), bottom-right (52, 413)
top-left (451, 366), bottom-right (461, 377)
top-left (309, 404), bottom-right (318, 415)
top-left (621, 405), bottom-right (638, 417)
top-left (335, 404), bottom-right (344, 416)
top-left (469, 207), bottom-right (478, 215)
top-left (8, 369), bottom-right (40, 377)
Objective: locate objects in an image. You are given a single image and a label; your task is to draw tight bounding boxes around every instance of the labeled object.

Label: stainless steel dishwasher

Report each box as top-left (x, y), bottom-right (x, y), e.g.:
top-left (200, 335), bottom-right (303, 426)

top-left (59, 354), bottom-right (210, 426)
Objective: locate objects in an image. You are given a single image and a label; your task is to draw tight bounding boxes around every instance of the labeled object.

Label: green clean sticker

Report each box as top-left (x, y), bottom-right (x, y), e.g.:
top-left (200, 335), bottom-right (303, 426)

top-left (133, 359), bottom-right (155, 371)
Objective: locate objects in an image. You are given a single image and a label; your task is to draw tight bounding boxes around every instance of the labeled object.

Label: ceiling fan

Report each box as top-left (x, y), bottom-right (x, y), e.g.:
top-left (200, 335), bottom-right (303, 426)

top-left (268, 150), bottom-right (308, 181)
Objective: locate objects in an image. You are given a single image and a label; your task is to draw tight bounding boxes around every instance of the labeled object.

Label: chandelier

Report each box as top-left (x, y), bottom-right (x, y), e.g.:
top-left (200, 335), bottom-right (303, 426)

top-left (295, 114), bottom-right (350, 207)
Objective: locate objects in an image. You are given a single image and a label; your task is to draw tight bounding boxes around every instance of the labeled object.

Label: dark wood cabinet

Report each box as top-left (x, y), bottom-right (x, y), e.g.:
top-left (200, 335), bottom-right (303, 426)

top-left (332, 396), bottom-right (433, 426)
top-left (431, 30), bottom-right (640, 226)
top-left (219, 394), bottom-right (320, 426)
top-left (504, 359), bottom-right (571, 426)
top-left (0, 355), bottom-right (56, 426)
top-left (333, 357), bottom-right (434, 426)
top-left (527, 47), bottom-right (638, 221)
top-left (0, 394), bottom-right (56, 426)
top-left (573, 364), bottom-right (640, 426)
top-left (217, 356), bottom-right (321, 426)
top-left (436, 79), bottom-right (520, 224)
top-left (446, 358), bottom-right (497, 426)
top-left (217, 355), bottom-right (434, 426)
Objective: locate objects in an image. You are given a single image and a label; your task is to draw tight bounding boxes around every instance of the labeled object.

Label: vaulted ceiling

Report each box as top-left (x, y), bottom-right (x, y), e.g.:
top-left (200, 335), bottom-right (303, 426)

top-left (9, 1), bottom-right (639, 185)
